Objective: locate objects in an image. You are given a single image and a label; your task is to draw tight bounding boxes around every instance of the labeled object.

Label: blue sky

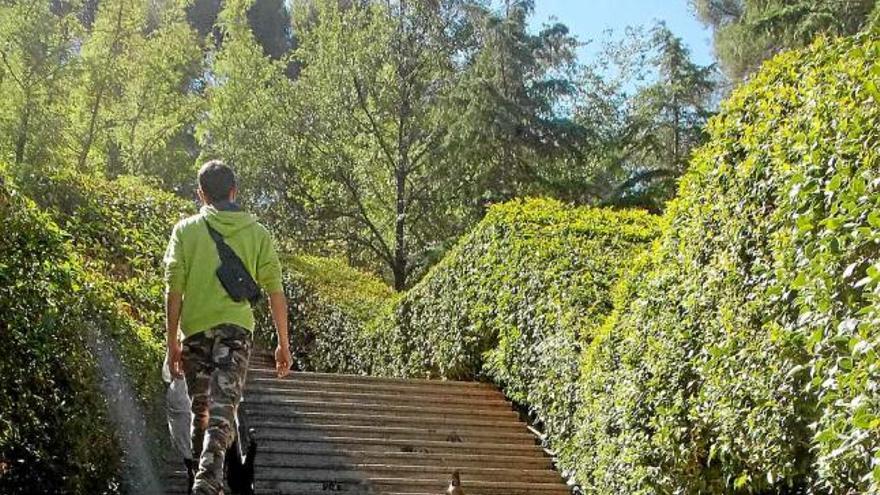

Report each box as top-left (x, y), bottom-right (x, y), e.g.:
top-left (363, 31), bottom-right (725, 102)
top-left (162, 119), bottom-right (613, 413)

top-left (527, 0), bottom-right (716, 67)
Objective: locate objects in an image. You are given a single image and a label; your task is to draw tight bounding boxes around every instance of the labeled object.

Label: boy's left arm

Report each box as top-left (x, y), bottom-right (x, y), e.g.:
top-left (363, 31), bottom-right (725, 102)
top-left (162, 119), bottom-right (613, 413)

top-left (164, 224), bottom-right (186, 378)
top-left (166, 291), bottom-right (184, 378)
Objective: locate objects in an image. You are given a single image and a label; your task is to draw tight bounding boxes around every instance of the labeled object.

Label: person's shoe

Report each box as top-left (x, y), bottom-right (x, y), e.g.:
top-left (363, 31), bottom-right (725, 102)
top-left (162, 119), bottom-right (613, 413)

top-left (227, 430), bottom-right (257, 495)
top-left (184, 458), bottom-right (196, 495)
top-left (242, 431), bottom-right (257, 495)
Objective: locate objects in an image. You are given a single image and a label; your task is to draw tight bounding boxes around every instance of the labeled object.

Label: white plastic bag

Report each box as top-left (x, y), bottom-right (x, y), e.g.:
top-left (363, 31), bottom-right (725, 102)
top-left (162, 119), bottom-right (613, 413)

top-left (163, 354), bottom-right (192, 462)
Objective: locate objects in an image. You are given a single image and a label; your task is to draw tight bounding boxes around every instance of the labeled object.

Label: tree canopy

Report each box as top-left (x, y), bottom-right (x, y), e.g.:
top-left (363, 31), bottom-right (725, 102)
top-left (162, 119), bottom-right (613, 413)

top-left (693, 0), bottom-right (880, 79)
top-left (0, 0), bottom-right (784, 290)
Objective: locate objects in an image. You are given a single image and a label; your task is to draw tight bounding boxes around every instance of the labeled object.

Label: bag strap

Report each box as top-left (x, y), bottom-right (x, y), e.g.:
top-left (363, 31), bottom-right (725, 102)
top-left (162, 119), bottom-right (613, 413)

top-left (204, 219), bottom-right (225, 245)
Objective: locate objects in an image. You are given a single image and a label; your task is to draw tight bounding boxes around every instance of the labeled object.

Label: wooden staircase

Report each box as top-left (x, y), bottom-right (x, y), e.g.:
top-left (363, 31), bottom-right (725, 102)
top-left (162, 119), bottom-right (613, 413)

top-left (165, 353), bottom-right (570, 495)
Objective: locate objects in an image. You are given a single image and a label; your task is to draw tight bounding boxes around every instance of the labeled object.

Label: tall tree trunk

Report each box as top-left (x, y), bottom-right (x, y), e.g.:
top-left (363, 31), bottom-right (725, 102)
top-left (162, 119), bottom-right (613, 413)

top-left (392, 0), bottom-right (409, 291)
top-left (671, 93), bottom-right (680, 168)
top-left (393, 164), bottom-right (407, 291)
top-left (106, 139), bottom-right (122, 178)
top-left (77, 86), bottom-right (105, 171)
top-left (14, 98), bottom-right (31, 166)
top-left (77, 0), bottom-right (126, 171)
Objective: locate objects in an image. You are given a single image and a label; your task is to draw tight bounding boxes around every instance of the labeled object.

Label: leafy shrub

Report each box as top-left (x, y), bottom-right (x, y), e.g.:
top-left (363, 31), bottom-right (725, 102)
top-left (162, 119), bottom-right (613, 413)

top-left (361, 198), bottom-right (659, 475)
top-left (14, 171), bottom-right (195, 420)
top-left (255, 255), bottom-right (393, 372)
top-left (1, 169), bottom-right (191, 492)
top-left (0, 174), bottom-right (123, 493)
top-left (17, 171), bottom-right (193, 337)
top-left (575, 33), bottom-right (880, 493)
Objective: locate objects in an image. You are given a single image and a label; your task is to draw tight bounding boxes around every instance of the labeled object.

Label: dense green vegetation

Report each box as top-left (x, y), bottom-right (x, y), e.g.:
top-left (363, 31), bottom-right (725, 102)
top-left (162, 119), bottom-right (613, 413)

top-left (693, 0), bottom-right (880, 79)
top-left (575, 33), bottom-right (880, 493)
top-left (0, 170), bottom-right (153, 493)
top-left (11, 171), bottom-right (195, 425)
top-left (281, 198), bottom-right (661, 476)
top-left (18, 171), bottom-right (192, 339)
top-left (255, 255), bottom-right (393, 372)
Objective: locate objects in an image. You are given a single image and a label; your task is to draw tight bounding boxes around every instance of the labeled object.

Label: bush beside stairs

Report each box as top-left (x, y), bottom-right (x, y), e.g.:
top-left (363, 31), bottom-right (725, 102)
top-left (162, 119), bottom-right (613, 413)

top-left (164, 351), bottom-right (571, 495)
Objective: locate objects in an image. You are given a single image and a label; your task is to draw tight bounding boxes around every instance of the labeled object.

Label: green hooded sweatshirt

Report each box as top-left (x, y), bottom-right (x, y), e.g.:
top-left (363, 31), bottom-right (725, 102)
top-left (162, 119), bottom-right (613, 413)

top-left (163, 204), bottom-right (283, 337)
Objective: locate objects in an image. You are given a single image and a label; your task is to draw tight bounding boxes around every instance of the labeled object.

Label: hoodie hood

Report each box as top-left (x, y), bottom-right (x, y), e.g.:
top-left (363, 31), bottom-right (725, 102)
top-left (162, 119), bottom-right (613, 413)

top-left (200, 204), bottom-right (257, 237)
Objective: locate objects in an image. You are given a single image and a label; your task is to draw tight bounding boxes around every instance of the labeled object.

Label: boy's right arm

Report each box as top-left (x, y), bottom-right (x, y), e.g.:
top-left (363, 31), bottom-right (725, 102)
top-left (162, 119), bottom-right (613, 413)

top-left (269, 291), bottom-right (291, 378)
top-left (256, 228), bottom-right (290, 377)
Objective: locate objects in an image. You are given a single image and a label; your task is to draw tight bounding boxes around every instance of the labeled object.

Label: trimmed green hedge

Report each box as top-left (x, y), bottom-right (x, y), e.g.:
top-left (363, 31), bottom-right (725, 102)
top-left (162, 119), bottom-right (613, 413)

top-left (19, 171), bottom-right (192, 340)
top-left (257, 201), bottom-right (659, 476)
top-left (15, 172), bottom-right (194, 414)
top-left (256, 255), bottom-right (393, 372)
top-left (575, 33), bottom-right (880, 493)
top-left (361, 198), bottom-right (660, 474)
top-left (1, 175), bottom-right (125, 492)
top-left (1, 169), bottom-right (192, 492)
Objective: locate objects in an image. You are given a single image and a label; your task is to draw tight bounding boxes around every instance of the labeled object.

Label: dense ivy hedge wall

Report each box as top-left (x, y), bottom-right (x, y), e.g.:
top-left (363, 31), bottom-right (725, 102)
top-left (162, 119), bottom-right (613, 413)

top-left (575, 33), bottom-right (880, 493)
top-left (20, 171), bottom-right (196, 406)
top-left (361, 198), bottom-right (660, 476)
top-left (256, 255), bottom-right (393, 372)
top-left (2, 170), bottom-right (192, 492)
top-left (0, 175), bottom-right (124, 493)
top-left (19, 171), bottom-right (193, 340)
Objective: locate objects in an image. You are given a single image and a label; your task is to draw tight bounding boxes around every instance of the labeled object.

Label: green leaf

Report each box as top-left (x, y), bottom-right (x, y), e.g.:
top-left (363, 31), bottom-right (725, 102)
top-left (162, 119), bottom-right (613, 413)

top-left (866, 79), bottom-right (880, 101)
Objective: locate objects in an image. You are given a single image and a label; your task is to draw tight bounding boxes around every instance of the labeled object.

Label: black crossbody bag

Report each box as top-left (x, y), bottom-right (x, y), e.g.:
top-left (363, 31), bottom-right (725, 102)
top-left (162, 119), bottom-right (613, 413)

top-left (205, 221), bottom-right (263, 305)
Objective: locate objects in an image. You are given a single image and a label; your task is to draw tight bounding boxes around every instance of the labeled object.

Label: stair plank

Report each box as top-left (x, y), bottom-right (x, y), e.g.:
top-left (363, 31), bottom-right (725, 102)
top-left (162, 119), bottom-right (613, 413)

top-left (250, 421), bottom-right (537, 443)
top-left (241, 408), bottom-right (527, 430)
top-left (244, 387), bottom-right (514, 409)
top-left (247, 364), bottom-right (493, 389)
top-left (247, 451), bottom-right (553, 470)
top-left (247, 375), bottom-right (504, 398)
top-left (241, 398), bottom-right (518, 419)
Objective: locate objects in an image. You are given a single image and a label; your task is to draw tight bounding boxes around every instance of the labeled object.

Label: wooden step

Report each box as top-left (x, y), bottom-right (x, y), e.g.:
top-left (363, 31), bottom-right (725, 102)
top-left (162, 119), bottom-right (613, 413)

top-left (255, 436), bottom-right (545, 455)
top-left (256, 478), bottom-right (571, 495)
top-left (252, 464), bottom-right (561, 483)
top-left (240, 409), bottom-right (528, 431)
top-left (241, 396), bottom-right (516, 418)
top-left (249, 439), bottom-right (548, 458)
top-left (240, 451), bottom-right (553, 470)
top-left (246, 365), bottom-right (491, 390)
top-left (246, 374), bottom-right (505, 398)
top-left (250, 422), bottom-right (537, 445)
top-left (241, 399), bottom-right (519, 420)
top-left (244, 386), bottom-right (513, 409)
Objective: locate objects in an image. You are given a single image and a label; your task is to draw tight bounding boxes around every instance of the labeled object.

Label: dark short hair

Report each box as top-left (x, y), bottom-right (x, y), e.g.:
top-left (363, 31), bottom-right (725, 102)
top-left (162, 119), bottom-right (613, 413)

top-left (198, 160), bottom-right (236, 203)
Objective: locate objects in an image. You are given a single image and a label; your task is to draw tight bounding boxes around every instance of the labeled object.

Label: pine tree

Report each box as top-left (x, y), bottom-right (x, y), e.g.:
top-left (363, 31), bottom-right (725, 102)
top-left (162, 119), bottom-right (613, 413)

top-left (692, 0), bottom-right (878, 79)
top-left (0, 0), bottom-right (80, 168)
top-left (69, 0), bottom-right (147, 172)
top-left (449, 0), bottom-right (585, 205)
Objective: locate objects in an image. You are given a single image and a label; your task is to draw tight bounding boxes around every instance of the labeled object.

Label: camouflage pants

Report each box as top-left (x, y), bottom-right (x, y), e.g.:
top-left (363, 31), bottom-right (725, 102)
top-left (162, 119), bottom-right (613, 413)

top-left (182, 324), bottom-right (252, 495)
